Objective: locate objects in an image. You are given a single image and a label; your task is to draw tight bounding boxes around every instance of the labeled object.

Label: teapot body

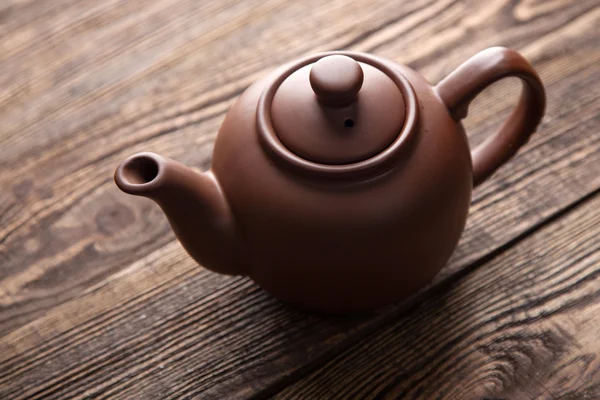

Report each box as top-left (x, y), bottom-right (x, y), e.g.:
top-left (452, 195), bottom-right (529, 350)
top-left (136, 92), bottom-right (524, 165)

top-left (212, 56), bottom-right (473, 313)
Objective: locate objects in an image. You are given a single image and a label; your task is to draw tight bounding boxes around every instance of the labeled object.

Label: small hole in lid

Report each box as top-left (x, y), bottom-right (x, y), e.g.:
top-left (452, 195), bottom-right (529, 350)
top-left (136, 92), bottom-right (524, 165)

top-left (344, 119), bottom-right (355, 128)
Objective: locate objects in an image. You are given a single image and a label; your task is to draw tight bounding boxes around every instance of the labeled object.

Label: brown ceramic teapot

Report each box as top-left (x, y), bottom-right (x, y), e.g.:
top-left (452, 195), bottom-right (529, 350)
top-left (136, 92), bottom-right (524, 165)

top-left (115, 47), bottom-right (545, 313)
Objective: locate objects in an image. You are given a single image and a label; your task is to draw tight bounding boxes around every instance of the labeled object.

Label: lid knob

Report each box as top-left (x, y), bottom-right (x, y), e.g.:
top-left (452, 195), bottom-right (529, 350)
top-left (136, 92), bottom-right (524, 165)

top-left (309, 55), bottom-right (364, 107)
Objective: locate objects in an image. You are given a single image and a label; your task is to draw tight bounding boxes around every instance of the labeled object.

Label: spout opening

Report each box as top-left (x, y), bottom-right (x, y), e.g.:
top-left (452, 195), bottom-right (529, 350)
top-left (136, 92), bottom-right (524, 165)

top-left (123, 156), bottom-right (159, 184)
top-left (115, 152), bottom-right (165, 194)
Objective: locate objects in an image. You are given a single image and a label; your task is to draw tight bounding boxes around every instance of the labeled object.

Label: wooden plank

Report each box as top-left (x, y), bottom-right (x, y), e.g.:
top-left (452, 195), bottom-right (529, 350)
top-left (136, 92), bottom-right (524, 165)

top-left (275, 196), bottom-right (600, 400)
top-left (0, 53), bottom-right (598, 400)
top-left (0, 0), bottom-right (597, 336)
top-left (0, 0), bottom-right (599, 399)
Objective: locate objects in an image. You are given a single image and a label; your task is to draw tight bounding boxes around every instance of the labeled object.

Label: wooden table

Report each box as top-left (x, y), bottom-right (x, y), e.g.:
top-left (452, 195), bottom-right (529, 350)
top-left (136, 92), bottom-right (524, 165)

top-left (1, 0), bottom-right (599, 398)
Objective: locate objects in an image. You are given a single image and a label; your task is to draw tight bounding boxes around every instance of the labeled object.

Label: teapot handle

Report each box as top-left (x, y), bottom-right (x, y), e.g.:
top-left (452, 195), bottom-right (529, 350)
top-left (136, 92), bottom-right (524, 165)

top-left (435, 47), bottom-right (546, 186)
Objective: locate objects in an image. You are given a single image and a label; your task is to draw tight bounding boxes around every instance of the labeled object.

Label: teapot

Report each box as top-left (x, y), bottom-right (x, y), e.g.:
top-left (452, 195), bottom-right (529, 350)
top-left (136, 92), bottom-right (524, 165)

top-left (115, 47), bottom-right (545, 313)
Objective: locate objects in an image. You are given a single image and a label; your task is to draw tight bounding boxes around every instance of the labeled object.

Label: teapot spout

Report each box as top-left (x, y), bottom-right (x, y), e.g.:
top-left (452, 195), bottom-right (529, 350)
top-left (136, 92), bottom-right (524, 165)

top-left (114, 152), bottom-right (243, 275)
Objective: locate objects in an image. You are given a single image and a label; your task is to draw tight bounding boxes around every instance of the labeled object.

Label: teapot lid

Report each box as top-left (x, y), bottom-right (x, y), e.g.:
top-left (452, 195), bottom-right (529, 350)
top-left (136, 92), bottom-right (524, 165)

top-left (257, 51), bottom-right (418, 178)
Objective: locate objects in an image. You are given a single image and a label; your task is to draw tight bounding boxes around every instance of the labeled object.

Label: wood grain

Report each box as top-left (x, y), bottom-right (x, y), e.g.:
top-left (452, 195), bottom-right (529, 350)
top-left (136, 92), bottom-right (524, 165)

top-left (1, 0), bottom-right (598, 337)
top-left (0, 0), bottom-right (599, 398)
top-left (275, 194), bottom-right (600, 400)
